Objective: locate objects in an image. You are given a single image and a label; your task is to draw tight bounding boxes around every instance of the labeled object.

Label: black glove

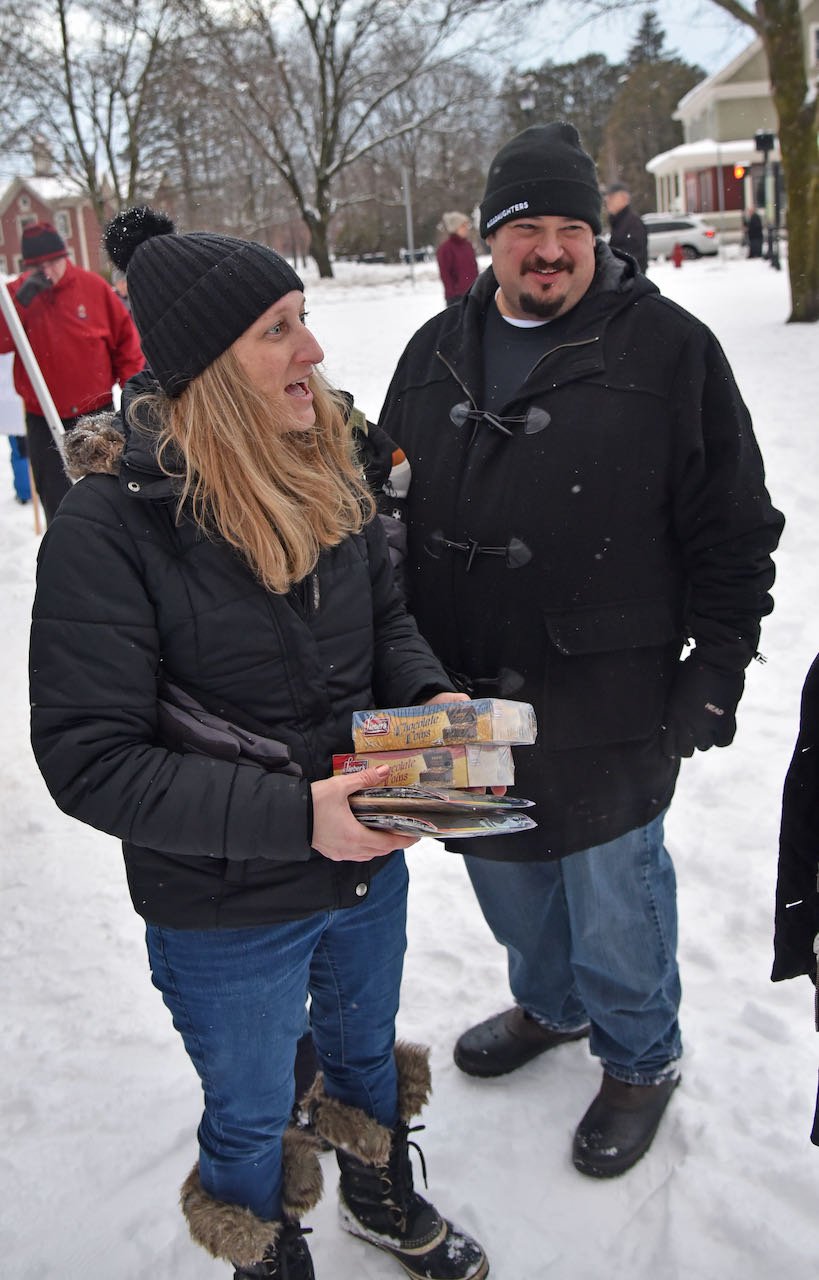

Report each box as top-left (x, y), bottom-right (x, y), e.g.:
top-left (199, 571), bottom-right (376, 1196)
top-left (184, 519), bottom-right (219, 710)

top-left (16, 269), bottom-right (52, 307)
top-left (661, 658), bottom-right (745, 758)
top-left (156, 679), bottom-right (302, 775)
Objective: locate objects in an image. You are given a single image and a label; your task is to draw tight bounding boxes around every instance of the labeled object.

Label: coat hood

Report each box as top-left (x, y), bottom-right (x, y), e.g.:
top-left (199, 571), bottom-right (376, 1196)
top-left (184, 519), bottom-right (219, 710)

top-left (64, 369), bottom-right (179, 500)
top-left (63, 410), bottom-right (126, 481)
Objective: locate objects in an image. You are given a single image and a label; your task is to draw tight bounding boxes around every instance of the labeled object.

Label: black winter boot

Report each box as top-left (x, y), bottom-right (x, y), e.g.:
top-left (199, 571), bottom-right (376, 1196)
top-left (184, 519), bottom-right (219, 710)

top-left (232, 1223), bottom-right (315, 1279)
top-left (454, 1007), bottom-right (589, 1078)
top-left (572, 1071), bottom-right (680, 1178)
top-left (305, 1041), bottom-right (489, 1280)
top-left (179, 1127), bottom-right (323, 1276)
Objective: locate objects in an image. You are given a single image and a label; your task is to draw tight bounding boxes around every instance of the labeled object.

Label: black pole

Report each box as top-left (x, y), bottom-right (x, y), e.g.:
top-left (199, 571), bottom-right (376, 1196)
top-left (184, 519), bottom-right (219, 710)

top-left (770, 160), bottom-right (781, 271)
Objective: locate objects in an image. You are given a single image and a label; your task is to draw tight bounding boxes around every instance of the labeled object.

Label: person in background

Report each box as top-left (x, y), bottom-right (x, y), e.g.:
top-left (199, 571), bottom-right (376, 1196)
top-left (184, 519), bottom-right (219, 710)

top-left (772, 653), bottom-right (819, 1148)
top-left (604, 182), bottom-right (648, 273)
top-left (379, 121), bottom-right (784, 1180)
top-left (744, 208), bottom-right (764, 259)
top-left (436, 211), bottom-right (479, 306)
top-left (0, 222), bottom-right (144, 524)
top-left (29, 206), bottom-right (488, 1280)
top-left (0, 350), bottom-right (30, 503)
top-left (111, 266), bottom-right (132, 309)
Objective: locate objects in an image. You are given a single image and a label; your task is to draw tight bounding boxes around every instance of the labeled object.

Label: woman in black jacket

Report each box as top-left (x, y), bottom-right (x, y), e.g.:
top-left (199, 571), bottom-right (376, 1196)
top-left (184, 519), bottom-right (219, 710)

top-left (29, 209), bottom-right (488, 1280)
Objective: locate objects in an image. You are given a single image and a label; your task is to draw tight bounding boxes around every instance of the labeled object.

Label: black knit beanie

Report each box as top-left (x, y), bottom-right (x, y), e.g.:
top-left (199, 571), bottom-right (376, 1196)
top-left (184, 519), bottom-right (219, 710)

top-left (21, 222), bottom-right (67, 265)
top-left (103, 207), bottom-right (304, 397)
top-left (479, 122), bottom-right (602, 238)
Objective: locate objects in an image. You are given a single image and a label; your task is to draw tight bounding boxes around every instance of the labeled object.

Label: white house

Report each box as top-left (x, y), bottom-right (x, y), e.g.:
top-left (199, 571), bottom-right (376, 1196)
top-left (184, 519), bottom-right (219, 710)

top-left (646, 0), bottom-right (819, 233)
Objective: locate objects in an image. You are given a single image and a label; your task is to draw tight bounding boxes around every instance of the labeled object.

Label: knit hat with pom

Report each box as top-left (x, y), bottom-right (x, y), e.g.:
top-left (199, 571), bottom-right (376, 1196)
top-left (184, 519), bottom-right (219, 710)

top-left (479, 122), bottom-right (601, 238)
top-left (22, 222), bottom-right (67, 265)
top-left (103, 207), bottom-right (303, 397)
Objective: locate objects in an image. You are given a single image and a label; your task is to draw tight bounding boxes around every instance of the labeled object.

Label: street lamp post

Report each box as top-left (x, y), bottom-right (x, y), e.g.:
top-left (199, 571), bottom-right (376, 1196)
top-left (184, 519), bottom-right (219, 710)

top-left (401, 165), bottom-right (415, 286)
top-left (754, 130), bottom-right (780, 271)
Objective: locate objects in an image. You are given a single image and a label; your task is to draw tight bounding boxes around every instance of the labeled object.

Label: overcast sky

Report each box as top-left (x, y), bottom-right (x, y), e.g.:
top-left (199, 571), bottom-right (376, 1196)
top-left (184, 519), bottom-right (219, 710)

top-left (544, 1), bottom-right (754, 74)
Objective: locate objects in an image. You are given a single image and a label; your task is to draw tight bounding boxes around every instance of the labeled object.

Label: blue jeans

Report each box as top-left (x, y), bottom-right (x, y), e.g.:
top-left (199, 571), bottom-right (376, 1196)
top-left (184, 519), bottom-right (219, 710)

top-left (464, 812), bottom-right (682, 1085)
top-left (146, 852), bottom-right (408, 1220)
top-left (9, 437), bottom-right (31, 502)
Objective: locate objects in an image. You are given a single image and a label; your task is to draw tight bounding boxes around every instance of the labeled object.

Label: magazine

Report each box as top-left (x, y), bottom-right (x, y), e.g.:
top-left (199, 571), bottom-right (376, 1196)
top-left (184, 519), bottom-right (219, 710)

top-left (354, 811), bottom-right (537, 839)
top-left (350, 786), bottom-right (533, 813)
top-left (350, 786), bottom-right (536, 838)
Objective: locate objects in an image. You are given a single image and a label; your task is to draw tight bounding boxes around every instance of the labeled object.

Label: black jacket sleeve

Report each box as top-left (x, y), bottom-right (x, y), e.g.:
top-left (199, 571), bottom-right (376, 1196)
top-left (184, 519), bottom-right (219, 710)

top-left (29, 483), bottom-right (313, 863)
top-left (669, 321), bottom-right (784, 672)
top-left (772, 653), bottom-right (819, 984)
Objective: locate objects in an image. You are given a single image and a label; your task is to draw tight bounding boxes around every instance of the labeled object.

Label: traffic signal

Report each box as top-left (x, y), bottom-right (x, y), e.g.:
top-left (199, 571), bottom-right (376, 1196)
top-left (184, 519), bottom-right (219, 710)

top-left (733, 165), bottom-right (746, 180)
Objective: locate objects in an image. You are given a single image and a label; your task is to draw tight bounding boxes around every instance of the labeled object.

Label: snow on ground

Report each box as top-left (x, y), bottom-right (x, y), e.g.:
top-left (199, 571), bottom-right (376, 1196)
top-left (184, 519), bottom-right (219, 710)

top-left (1, 247), bottom-right (817, 1279)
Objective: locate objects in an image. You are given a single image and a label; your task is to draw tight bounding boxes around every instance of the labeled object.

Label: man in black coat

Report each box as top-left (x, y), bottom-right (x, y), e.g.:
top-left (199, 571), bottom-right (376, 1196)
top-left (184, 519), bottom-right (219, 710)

top-left (772, 653), bottom-right (819, 1146)
top-left (379, 121), bottom-right (784, 1178)
top-left (605, 181), bottom-right (648, 272)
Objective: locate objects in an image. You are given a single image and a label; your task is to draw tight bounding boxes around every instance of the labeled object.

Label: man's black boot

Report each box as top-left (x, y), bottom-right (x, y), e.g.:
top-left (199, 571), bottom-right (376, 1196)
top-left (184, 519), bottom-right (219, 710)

top-left (454, 1006), bottom-right (589, 1078)
top-left (573, 1071), bottom-right (680, 1177)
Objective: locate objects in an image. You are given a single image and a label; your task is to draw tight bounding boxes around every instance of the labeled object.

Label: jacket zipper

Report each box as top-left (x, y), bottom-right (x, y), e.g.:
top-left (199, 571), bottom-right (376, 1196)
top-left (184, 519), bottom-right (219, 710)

top-left (437, 334), bottom-right (601, 412)
top-left (290, 570), bottom-right (320, 619)
top-left (436, 351), bottom-right (476, 408)
top-left (524, 335), bottom-right (600, 385)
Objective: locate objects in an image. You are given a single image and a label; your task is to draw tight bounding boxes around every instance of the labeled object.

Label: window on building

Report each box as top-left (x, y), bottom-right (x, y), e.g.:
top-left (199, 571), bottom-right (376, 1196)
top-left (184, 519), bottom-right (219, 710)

top-left (0, 256), bottom-right (7, 275)
top-left (54, 210), bottom-right (71, 239)
top-left (19, 194), bottom-right (31, 212)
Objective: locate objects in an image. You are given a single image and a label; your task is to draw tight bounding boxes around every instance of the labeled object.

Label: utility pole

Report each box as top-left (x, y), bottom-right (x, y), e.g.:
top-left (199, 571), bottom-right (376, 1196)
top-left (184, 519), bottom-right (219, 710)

top-left (402, 166), bottom-right (415, 285)
top-left (754, 130), bottom-right (780, 271)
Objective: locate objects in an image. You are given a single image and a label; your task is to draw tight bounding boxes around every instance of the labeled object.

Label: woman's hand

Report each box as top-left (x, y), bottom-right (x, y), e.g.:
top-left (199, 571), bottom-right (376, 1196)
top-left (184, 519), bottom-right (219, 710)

top-left (426, 690), bottom-right (470, 704)
top-left (310, 765), bottom-right (418, 862)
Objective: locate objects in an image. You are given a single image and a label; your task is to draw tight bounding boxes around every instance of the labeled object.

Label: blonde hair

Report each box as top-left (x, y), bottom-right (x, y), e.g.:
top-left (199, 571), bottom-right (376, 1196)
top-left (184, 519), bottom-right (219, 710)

top-left (129, 349), bottom-right (375, 593)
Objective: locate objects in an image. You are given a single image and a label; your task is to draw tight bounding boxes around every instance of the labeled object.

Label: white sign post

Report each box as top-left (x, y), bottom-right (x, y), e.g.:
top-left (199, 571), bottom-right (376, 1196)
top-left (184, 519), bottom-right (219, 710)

top-left (0, 277), bottom-right (66, 462)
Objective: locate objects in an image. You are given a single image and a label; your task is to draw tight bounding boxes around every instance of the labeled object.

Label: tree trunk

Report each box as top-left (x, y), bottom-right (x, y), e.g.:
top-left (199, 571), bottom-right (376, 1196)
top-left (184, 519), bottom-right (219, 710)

top-left (305, 213), bottom-right (334, 279)
top-left (778, 111), bottom-right (819, 323)
top-left (761, 1), bottom-right (819, 323)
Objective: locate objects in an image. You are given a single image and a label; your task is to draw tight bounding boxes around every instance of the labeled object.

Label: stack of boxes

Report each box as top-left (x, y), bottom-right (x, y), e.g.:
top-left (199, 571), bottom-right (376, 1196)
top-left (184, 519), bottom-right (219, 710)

top-left (332, 698), bottom-right (538, 838)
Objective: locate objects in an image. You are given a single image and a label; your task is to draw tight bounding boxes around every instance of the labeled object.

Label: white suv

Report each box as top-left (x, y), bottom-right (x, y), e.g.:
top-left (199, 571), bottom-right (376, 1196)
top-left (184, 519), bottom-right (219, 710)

top-left (642, 213), bottom-right (719, 259)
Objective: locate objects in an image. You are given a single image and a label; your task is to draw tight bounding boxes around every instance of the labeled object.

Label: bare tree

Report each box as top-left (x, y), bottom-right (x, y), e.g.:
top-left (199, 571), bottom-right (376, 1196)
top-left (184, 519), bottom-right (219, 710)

top-left (599, 13), bottom-right (703, 209)
top-left (0, 0), bottom-right (181, 220)
top-left (179, 0), bottom-right (534, 276)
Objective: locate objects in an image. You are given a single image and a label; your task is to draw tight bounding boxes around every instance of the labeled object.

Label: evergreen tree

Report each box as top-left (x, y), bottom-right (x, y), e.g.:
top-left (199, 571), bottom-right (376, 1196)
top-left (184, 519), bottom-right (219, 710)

top-left (600, 11), bottom-right (702, 211)
top-left (627, 7), bottom-right (666, 65)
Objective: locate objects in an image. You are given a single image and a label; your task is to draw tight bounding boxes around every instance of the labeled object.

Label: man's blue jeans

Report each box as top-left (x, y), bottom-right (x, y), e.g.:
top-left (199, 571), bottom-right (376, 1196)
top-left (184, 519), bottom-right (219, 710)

top-left (463, 812), bottom-right (682, 1085)
top-left (145, 852), bottom-right (408, 1221)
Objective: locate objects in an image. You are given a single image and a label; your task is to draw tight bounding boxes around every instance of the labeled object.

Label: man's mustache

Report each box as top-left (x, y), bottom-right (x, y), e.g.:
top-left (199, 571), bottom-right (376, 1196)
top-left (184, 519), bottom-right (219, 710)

top-left (521, 255), bottom-right (574, 275)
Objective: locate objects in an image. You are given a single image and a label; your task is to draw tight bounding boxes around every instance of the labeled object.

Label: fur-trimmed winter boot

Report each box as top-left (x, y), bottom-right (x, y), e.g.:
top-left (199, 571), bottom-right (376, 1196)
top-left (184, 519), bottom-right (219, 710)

top-left (179, 1127), bottom-right (323, 1278)
top-left (305, 1041), bottom-right (489, 1280)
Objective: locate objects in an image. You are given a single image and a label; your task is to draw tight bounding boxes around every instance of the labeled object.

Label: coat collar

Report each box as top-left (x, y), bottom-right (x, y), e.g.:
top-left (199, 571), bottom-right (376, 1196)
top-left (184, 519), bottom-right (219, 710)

top-left (436, 242), bottom-right (657, 407)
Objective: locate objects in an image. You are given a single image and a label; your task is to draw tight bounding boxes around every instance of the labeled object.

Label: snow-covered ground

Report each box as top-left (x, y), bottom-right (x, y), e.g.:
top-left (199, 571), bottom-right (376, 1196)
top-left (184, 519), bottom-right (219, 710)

top-left (2, 248), bottom-right (816, 1279)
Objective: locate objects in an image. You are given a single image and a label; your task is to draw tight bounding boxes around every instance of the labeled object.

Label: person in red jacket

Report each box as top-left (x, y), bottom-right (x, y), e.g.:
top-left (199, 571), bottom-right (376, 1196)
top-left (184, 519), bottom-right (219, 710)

top-left (0, 222), bottom-right (144, 523)
top-left (435, 211), bottom-right (479, 306)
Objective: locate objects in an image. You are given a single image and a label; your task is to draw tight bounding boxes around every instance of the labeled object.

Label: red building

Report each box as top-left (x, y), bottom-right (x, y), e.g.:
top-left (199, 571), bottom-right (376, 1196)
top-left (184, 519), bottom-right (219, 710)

top-left (0, 173), bottom-right (107, 278)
